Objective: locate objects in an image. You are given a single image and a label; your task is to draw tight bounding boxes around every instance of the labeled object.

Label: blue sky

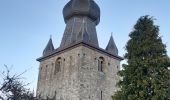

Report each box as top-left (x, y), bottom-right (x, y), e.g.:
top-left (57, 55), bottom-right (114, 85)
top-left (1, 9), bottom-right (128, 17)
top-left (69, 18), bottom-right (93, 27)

top-left (0, 0), bottom-right (170, 92)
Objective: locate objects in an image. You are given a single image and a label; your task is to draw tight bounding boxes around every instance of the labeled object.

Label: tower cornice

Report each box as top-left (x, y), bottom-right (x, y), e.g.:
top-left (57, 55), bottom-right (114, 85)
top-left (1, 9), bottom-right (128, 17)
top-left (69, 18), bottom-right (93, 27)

top-left (37, 41), bottom-right (123, 62)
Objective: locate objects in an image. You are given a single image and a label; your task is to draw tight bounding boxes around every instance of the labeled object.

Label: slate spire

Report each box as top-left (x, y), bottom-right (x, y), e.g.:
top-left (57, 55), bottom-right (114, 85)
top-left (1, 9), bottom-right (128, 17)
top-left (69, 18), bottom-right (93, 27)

top-left (60, 0), bottom-right (100, 48)
top-left (43, 36), bottom-right (54, 56)
top-left (105, 33), bottom-right (118, 55)
top-left (77, 20), bottom-right (90, 43)
top-left (63, 0), bottom-right (100, 25)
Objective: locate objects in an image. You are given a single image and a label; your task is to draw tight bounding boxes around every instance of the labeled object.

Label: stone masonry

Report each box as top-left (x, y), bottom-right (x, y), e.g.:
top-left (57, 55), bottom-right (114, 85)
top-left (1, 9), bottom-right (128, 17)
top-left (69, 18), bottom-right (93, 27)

top-left (37, 45), bottom-right (121, 100)
top-left (36, 0), bottom-right (123, 100)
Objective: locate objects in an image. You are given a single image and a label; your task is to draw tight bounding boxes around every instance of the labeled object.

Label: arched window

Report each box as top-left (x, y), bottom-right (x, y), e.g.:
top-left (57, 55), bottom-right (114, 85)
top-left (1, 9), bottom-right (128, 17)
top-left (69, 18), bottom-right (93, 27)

top-left (98, 57), bottom-right (105, 72)
top-left (54, 57), bottom-right (61, 75)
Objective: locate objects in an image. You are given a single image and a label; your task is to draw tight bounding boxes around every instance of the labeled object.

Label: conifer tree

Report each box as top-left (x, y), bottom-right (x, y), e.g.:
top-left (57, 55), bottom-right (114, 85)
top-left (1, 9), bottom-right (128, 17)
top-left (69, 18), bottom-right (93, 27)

top-left (113, 16), bottom-right (170, 100)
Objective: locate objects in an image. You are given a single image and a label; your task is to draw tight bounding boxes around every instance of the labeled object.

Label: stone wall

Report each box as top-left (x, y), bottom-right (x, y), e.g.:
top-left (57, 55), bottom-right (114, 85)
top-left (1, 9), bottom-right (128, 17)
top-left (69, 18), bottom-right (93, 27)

top-left (37, 45), bottom-right (120, 100)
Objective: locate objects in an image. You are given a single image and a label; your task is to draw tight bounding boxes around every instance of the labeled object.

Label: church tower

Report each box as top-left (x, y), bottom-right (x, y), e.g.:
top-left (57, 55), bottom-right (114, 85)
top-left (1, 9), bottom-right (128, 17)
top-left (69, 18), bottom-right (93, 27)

top-left (36, 0), bottom-right (123, 100)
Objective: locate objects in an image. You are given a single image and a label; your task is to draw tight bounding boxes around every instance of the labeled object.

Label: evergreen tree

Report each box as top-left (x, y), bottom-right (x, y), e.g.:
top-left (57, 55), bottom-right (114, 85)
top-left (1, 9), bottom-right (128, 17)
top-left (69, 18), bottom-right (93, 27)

top-left (113, 16), bottom-right (170, 100)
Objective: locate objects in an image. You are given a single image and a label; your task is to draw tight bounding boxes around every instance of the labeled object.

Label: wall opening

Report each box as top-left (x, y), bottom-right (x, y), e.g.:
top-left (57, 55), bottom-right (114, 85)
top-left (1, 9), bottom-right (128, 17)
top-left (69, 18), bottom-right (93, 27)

top-left (101, 91), bottom-right (103, 100)
top-left (54, 57), bottom-right (61, 75)
top-left (98, 57), bottom-right (105, 72)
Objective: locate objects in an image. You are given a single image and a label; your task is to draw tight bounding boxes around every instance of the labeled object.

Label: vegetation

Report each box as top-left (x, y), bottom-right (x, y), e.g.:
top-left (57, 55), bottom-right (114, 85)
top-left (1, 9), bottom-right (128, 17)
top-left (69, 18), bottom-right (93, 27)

top-left (113, 16), bottom-right (170, 100)
top-left (0, 65), bottom-right (35, 100)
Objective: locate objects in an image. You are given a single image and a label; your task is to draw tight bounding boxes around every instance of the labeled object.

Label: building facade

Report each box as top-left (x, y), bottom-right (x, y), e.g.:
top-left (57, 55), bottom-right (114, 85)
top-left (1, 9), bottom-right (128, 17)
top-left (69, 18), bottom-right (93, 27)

top-left (36, 0), bottom-right (123, 100)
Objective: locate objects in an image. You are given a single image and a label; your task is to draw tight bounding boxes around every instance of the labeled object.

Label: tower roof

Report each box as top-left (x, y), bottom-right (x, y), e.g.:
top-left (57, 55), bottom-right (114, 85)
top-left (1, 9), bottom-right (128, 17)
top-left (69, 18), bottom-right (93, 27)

top-left (37, 1), bottom-right (123, 62)
top-left (60, 0), bottom-right (100, 48)
top-left (105, 34), bottom-right (118, 55)
top-left (43, 37), bottom-right (54, 56)
top-left (63, 0), bottom-right (100, 25)
top-left (77, 25), bottom-right (89, 43)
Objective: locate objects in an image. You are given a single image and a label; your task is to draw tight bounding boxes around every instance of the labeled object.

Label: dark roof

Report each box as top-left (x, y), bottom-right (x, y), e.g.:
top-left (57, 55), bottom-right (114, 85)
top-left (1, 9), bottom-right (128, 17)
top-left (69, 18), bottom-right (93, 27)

top-left (60, 0), bottom-right (100, 49)
top-left (43, 38), bottom-right (54, 56)
top-left (77, 24), bottom-right (89, 43)
top-left (105, 35), bottom-right (118, 55)
top-left (37, 0), bottom-right (123, 62)
top-left (63, 0), bottom-right (100, 25)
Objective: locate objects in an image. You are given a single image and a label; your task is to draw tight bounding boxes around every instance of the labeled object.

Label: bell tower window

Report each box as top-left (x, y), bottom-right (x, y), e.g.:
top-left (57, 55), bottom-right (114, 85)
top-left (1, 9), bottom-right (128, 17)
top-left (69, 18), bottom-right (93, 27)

top-left (54, 57), bottom-right (61, 75)
top-left (98, 57), bottom-right (105, 72)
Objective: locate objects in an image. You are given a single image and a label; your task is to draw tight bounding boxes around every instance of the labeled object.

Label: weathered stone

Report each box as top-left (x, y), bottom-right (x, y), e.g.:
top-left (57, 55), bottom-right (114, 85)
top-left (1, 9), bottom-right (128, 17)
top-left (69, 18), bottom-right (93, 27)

top-left (37, 45), bottom-right (121, 100)
top-left (36, 0), bottom-right (122, 100)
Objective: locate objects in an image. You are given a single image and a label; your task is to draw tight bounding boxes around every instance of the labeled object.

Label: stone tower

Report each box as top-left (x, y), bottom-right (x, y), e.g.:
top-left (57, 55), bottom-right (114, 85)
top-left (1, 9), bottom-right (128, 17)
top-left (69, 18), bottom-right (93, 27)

top-left (36, 0), bottom-right (123, 100)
